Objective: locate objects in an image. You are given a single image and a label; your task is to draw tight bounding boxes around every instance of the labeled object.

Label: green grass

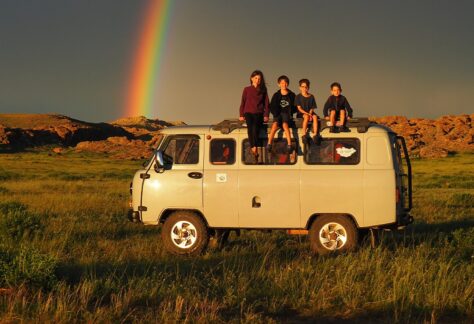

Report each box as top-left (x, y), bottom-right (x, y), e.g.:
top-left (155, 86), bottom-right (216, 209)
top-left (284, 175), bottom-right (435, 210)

top-left (0, 151), bottom-right (473, 322)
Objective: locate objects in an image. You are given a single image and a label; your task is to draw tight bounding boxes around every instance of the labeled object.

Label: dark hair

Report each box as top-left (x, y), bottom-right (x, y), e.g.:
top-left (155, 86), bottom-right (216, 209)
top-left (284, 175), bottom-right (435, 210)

top-left (330, 82), bottom-right (342, 90)
top-left (249, 70), bottom-right (267, 94)
top-left (277, 75), bottom-right (289, 84)
top-left (299, 79), bottom-right (310, 87)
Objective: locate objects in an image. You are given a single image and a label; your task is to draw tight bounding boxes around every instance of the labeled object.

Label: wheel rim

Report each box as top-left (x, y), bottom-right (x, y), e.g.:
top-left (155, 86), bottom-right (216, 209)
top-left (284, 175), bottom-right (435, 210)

top-left (318, 222), bottom-right (348, 250)
top-left (170, 221), bottom-right (198, 249)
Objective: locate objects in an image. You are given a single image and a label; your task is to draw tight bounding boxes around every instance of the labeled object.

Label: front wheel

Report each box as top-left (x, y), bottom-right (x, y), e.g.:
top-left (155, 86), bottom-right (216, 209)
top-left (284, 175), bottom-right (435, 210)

top-left (161, 211), bottom-right (209, 256)
top-left (309, 215), bottom-right (358, 255)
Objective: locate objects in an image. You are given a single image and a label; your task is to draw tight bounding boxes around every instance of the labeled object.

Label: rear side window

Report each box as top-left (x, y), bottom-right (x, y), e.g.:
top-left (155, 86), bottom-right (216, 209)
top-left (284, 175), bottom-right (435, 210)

top-left (163, 136), bottom-right (199, 164)
top-left (305, 138), bottom-right (360, 165)
top-left (210, 139), bottom-right (236, 165)
top-left (242, 139), bottom-right (297, 165)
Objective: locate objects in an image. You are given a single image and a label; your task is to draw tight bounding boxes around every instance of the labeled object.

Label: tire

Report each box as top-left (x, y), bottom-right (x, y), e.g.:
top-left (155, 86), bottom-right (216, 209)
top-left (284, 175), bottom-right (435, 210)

top-left (161, 211), bottom-right (209, 256)
top-left (309, 215), bottom-right (358, 255)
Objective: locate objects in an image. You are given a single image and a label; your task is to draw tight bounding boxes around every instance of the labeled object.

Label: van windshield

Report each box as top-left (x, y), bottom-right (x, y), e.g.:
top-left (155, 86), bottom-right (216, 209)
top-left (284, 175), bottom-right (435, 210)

top-left (142, 136), bottom-right (164, 168)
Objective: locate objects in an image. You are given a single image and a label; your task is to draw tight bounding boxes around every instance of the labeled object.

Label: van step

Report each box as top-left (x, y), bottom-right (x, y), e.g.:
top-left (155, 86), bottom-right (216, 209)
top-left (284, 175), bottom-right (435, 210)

top-left (287, 229), bottom-right (309, 235)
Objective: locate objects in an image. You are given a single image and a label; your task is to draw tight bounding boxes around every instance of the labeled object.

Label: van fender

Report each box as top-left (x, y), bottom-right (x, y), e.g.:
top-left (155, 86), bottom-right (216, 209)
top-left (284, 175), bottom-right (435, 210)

top-left (305, 213), bottom-right (360, 230)
top-left (159, 209), bottom-right (209, 227)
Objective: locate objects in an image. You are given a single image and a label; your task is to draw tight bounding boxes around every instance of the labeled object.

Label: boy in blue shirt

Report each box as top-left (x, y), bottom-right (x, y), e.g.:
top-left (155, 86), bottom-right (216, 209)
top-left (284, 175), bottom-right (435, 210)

top-left (295, 78), bottom-right (321, 145)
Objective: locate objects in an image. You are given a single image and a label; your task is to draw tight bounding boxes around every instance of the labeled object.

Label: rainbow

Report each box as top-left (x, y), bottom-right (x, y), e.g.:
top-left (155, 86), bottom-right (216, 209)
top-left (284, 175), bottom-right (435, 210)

top-left (124, 0), bottom-right (173, 118)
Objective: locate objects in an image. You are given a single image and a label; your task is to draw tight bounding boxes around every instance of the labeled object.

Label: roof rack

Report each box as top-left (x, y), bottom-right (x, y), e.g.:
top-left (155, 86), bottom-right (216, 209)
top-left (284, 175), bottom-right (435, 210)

top-left (212, 117), bottom-right (376, 134)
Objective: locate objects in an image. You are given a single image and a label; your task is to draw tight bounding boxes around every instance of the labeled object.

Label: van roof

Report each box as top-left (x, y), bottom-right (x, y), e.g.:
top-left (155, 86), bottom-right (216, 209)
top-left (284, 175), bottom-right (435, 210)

top-left (159, 118), bottom-right (393, 135)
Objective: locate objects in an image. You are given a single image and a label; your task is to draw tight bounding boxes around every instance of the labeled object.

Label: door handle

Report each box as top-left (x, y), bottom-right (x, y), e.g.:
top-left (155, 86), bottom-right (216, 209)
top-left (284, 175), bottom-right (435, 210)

top-left (188, 172), bottom-right (203, 179)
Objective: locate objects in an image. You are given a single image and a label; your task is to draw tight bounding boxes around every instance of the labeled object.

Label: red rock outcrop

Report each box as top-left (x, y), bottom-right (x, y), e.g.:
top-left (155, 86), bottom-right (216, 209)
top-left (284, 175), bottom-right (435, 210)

top-left (0, 114), bottom-right (184, 159)
top-left (373, 114), bottom-right (473, 158)
top-left (1, 113), bottom-right (472, 159)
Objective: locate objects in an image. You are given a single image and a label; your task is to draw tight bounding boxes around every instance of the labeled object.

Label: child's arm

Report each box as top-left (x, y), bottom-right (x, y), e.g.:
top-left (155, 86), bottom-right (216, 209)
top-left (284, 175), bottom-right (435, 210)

top-left (264, 94), bottom-right (270, 122)
top-left (310, 95), bottom-right (317, 115)
top-left (269, 93), bottom-right (279, 116)
top-left (344, 97), bottom-right (353, 119)
top-left (323, 97), bottom-right (331, 119)
top-left (239, 88), bottom-right (247, 120)
top-left (297, 105), bottom-right (310, 116)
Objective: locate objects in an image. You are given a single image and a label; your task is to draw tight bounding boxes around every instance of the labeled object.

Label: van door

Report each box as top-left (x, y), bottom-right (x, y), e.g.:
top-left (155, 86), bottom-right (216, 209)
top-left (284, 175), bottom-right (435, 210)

top-left (139, 134), bottom-right (204, 224)
top-left (203, 138), bottom-right (239, 227)
top-left (238, 137), bottom-right (300, 228)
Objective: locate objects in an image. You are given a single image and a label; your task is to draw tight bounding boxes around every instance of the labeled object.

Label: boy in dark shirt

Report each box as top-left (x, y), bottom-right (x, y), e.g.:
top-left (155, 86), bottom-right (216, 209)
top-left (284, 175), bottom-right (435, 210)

top-left (267, 75), bottom-right (295, 153)
top-left (323, 82), bottom-right (353, 133)
top-left (295, 78), bottom-right (321, 145)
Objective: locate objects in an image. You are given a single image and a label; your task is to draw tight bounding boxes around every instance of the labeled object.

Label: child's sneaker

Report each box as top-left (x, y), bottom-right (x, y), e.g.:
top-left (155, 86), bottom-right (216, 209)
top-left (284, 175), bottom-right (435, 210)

top-left (340, 125), bottom-right (350, 132)
top-left (287, 145), bottom-right (292, 154)
top-left (329, 126), bottom-right (339, 133)
top-left (302, 134), bottom-right (309, 144)
top-left (313, 134), bottom-right (322, 145)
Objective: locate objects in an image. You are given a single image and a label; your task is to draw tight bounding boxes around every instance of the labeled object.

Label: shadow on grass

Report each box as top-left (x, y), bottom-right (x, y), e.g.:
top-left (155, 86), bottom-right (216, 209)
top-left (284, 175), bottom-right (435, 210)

top-left (66, 222), bottom-right (161, 243)
top-left (412, 218), bottom-right (474, 234)
top-left (273, 307), bottom-right (470, 324)
top-left (56, 242), bottom-right (302, 285)
top-left (365, 218), bottom-right (474, 255)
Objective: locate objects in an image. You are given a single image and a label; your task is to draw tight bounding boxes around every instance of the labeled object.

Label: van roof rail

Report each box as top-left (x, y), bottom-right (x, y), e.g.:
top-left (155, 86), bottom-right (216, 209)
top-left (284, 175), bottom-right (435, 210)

top-left (212, 117), bottom-right (376, 134)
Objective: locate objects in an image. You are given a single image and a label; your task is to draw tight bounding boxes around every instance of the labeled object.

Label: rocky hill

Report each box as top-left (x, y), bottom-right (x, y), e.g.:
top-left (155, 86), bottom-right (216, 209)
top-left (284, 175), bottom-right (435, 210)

top-left (0, 114), bottom-right (183, 159)
top-left (0, 113), bottom-right (472, 159)
top-left (372, 114), bottom-right (473, 158)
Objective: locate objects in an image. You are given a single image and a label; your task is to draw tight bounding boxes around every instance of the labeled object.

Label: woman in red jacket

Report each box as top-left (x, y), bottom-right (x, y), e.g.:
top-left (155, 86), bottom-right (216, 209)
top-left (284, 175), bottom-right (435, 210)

top-left (239, 70), bottom-right (270, 158)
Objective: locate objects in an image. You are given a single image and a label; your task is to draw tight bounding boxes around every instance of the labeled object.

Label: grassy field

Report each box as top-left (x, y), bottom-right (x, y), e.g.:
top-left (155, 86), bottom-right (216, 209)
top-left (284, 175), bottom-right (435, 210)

top-left (0, 151), bottom-right (473, 323)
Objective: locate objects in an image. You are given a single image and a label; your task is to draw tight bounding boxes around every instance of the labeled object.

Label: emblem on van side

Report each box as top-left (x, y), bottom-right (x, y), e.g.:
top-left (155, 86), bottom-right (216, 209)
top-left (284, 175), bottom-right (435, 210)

top-left (216, 173), bottom-right (227, 182)
top-left (336, 147), bottom-right (356, 157)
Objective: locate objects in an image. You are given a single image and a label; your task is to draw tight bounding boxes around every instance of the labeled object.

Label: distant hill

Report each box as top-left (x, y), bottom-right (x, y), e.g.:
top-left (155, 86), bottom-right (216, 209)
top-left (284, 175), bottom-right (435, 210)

top-left (0, 113), bottom-right (472, 159)
top-left (0, 114), bottom-right (184, 159)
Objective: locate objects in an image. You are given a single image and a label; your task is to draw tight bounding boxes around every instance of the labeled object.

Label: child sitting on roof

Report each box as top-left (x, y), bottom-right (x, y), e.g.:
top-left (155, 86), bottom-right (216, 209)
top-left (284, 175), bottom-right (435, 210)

top-left (295, 78), bottom-right (321, 145)
top-left (323, 82), bottom-right (353, 133)
top-left (267, 75), bottom-right (295, 153)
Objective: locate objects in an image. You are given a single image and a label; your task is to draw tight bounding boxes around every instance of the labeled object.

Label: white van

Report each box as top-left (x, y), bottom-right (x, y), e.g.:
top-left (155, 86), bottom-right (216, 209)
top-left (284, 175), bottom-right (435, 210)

top-left (128, 118), bottom-right (413, 255)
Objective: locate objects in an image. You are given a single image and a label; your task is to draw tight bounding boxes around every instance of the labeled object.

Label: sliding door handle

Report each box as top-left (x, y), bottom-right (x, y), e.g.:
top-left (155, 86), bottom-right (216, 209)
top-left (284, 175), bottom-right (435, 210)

top-left (188, 172), bottom-right (203, 179)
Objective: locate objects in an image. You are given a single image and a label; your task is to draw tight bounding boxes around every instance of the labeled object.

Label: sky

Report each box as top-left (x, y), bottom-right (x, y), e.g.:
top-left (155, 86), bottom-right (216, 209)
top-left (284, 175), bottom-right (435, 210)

top-left (1, 0), bottom-right (473, 124)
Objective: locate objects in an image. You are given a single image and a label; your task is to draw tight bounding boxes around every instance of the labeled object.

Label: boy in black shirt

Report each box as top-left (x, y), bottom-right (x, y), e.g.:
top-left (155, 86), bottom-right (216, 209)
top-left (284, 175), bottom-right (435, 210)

top-left (267, 75), bottom-right (295, 153)
top-left (323, 82), bottom-right (353, 133)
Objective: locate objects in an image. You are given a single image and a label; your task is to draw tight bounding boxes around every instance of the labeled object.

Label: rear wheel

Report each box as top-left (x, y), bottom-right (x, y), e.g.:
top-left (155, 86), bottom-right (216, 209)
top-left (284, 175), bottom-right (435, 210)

top-left (309, 215), bottom-right (358, 255)
top-left (161, 211), bottom-right (209, 256)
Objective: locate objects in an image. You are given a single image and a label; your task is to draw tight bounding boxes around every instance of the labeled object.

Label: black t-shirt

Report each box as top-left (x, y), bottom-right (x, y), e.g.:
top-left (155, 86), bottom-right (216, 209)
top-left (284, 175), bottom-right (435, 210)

top-left (270, 90), bottom-right (295, 117)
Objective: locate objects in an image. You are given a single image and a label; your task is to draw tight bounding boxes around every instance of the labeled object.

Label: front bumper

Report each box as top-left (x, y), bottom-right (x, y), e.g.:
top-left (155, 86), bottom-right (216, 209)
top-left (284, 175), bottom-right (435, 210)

top-left (128, 209), bottom-right (141, 223)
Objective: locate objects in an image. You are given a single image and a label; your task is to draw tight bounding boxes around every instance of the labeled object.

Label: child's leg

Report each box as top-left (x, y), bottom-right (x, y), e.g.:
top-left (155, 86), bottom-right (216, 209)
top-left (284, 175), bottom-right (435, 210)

top-left (302, 114), bottom-right (309, 136)
top-left (340, 109), bottom-right (346, 125)
top-left (330, 109), bottom-right (336, 126)
top-left (312, 114), bottom-right (319, 135)
top-left (267, 122), bottom-right (279, 145)
top-left (282, 122), bottom-right (291, 146)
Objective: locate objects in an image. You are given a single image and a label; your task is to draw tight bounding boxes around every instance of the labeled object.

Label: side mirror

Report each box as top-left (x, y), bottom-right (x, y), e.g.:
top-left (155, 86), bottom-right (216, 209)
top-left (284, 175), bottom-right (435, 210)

top-left (154, 150), bottom-right (165, 173)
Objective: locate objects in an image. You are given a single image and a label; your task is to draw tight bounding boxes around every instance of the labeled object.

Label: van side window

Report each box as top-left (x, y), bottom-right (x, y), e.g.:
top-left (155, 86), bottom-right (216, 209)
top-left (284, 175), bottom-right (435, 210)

top-left (210, 139), bottom-right (236, 165)
top-left (242, 139), bottom-right (297, 165)
top-left (305, 138), bottom-right (360, 165)
top-left (163, 136), bottom-right (199, 164)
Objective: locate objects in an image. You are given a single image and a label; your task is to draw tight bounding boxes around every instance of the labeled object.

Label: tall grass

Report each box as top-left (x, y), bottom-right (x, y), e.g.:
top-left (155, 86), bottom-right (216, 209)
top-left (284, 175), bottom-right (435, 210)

top-left (0, 151), bottom-right (473, 322)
